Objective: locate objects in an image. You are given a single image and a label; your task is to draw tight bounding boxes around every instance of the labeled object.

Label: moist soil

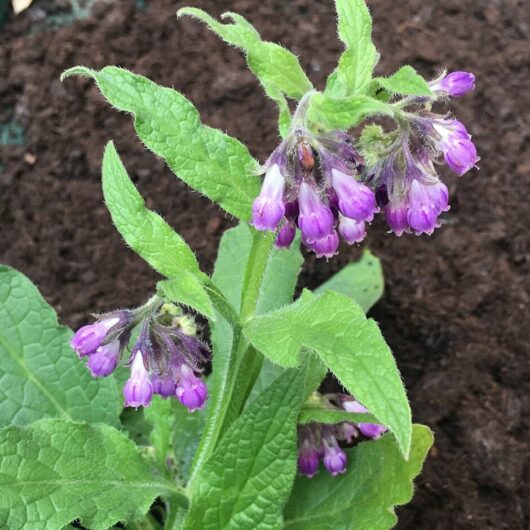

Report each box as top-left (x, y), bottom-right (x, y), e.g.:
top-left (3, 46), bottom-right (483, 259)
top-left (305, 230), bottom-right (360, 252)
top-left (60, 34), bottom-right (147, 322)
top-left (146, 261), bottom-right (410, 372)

top-left (1, 1), bottom-right (529, 528)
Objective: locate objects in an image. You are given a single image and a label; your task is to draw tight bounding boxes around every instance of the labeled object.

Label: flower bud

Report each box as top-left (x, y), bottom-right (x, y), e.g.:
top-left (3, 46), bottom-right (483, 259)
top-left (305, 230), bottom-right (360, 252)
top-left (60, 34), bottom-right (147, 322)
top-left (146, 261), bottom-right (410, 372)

top-left (342, 400), bottom-right (387, 439)
top-left (152, 374), bottom-right (177, 398)
top-left (251, 164), bottom-right (286, 231)
top-left (70, 316), bottom-right (121, 358)
top-left (87, 340), bottom-right (120, 377)
top-left (330, 168), bottom-right (377, 222)
top-left (176, 364), bottom-right (208, 412)
top-left (275, 221), bottom-right (296, 249)
top-left (338, 216), bottom-right (366, 245)
top-left (298, 440), bottom-right (320, 478)
top-left (384, 198), bottom-right (410, 237)
top-left (322, 437), bottom-right (347, 476)
top-left (430, 71), bottom-right (475, 97)
top-left (123, 351), bottom-right (154, 408)
top-left (297, 182), bottom-right (334, 241)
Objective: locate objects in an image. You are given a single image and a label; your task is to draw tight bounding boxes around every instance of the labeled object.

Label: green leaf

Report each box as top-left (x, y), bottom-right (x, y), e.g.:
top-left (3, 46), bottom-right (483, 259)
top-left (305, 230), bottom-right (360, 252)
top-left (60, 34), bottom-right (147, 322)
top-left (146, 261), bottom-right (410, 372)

top-left (178, 8), bottom-right (313, 135)
top-left (0, 265), bottom-right (120, 427)
top-left (102, 142), bottom-right (200, 278)
top-left (183, 368), bottom-right (306, 530)
top-left (325, 0), bottom-right (379, 98)
top-left (0, 419), bottom-right (187, 530)
top-left (158, 273), bottom-right (215, 321)
top-left (243, 290), bottom-right (412, 456)
top-left (63, 67), bottom-right (261, 221)
top-left (299, 404), bottom-right (378, 426)
top-left (315, 250), bottom-right (383, 312)
top-left (375, 65), bottom-right (433, 96)
top-left (307, 92), bottom-right (393, 131)
top-left (284, 424), bottom-right (433, 529)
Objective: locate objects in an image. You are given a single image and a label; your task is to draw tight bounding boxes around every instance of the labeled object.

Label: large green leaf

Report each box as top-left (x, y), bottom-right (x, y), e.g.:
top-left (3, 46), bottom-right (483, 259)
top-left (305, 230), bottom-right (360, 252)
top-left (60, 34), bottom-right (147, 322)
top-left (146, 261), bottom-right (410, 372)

top-left (102, 142), bottom-right (201, 278)
top-left (0, 419), bottom-right (187, 530)
top-left (315, 249), bottom-right (383, 312)
top-left (243, 290), bottom-right (412, 456)
top-left (63, 67), bottom-right (261, 221)
top-left (374, 65), bottom-right (433, 97)
top-left (178, 8), bottom-right (314, 136)
top-left (325, 0), bottom-right (379, 98)
top-left (307, 92), bottom-right (392, 131)
top-left (183, 368), bottom-right (306, 530)
top-left (0, 266), bottom-right (120, 427)
top-left (284, 424), bottom-right (433, 529)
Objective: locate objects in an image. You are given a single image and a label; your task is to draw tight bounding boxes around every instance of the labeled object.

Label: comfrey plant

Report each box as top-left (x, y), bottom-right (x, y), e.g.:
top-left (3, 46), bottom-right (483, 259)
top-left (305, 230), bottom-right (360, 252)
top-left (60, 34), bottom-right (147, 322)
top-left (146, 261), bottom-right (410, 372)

top-left (0, 2), bottom-right (477, 529)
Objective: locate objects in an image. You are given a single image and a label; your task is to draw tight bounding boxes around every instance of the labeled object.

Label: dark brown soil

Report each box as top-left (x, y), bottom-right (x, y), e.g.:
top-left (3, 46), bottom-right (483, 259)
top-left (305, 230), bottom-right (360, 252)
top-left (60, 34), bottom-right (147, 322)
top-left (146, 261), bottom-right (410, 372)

top-left (1, 0), bottom-right (529, 528)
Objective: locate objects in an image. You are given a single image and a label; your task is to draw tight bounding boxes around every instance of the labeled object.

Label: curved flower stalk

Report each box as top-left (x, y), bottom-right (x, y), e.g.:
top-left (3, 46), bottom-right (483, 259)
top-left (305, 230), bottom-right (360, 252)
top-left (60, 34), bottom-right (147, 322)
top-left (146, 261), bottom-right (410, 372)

top-left (297, 393), bottom-right (387, 478)
top-left (70, 299), bottom-right (210, 412)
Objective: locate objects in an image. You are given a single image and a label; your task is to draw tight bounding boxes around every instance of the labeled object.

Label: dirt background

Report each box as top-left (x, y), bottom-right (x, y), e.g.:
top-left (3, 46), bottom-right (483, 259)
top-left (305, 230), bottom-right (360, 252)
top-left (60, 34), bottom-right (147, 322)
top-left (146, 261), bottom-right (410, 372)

top-left (1, 0), bottom-right (529, 528)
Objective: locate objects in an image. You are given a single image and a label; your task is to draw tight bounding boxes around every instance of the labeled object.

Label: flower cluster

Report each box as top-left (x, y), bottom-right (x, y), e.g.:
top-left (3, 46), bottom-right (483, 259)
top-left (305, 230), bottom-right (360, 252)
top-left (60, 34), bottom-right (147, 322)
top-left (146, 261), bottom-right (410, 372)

top-left (366, 70), bottom-right (479, 237)
top-left (252, 130), bottom-right (376, 258)
top-left (297, 394), bottom-right (387, 478)
top-left (70, 300), bottom-right (210, 412)
top-left (252, 71), bottom-right (478, 252)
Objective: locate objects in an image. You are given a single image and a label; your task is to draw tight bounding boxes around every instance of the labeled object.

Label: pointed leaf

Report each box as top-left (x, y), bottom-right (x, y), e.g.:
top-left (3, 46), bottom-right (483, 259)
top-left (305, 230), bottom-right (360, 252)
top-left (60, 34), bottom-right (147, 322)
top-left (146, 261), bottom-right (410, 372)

top-left (0, 266), bottom-right (120, 427)
top-left (284, 425), bottom-right (433, 529)
top-left (243, 290), bottom-right (412, 456)
top-left (0, 419), bottom-right (187, 530)
top-left (63, 67), bottom-right (261, 220)
top-left (183, 368), bottom-right (306, 530)
top-left (375, 65), bottom-right (433, 96)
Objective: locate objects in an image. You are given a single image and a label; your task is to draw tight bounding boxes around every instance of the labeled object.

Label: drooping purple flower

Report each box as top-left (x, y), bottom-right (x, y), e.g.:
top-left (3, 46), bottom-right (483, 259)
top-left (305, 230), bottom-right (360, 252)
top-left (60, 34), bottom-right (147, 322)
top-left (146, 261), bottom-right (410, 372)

top-left (322, 437), bottom-right (347, 476)
top-left (251, 163), bottom-right (286, 231)
top-left (430, 71), bottom-right (475, 98)
top-left (307, 230), bottom-right (340, 259)
top-left (329, 167), bottom-right (378, 222)
top-left (87, 340), bottom-right (121, 377)
top-left (406, 179), bottom-right (449, 235)
top-left (123, 351), bottom-right (154, 408)
top-left (152, 373), bottom-right (177, 398)
top-left (70, 316), bottom-right (120, 358)
top-left (297, 440), bottom-right (320, 478)
top-left (342, 400), bottom-right (387, 439)
top-left (176, 364), bottom-right (208, 412)
top-left (275, 221), bottom-right (296, 249)
top-left (297, 181), bottom-right (335, 242)
top-left (338, 216), bottom-right (366, 245)
top-left (384, 197), bottom-right (410, 237)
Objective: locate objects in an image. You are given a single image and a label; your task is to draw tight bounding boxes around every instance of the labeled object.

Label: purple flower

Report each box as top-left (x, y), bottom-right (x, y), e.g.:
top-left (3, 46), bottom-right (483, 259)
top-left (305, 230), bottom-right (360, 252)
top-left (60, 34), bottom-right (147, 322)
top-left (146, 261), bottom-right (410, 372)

top-left (275, 221), bottom-right (296, 249)
top-left (87, 340), bottom-right (120, 377)
top-left (342, 400), bottom-right (387, 439)
top-left (70, 316), bottom-right (120, 358)
top-left (384, 197), bottom-right (410, 237)
top-left (123, 351), bottom-right (154, 408)
top-left (176, 364), bottom-right (208, 412)
top-left (330, 168), bottom-right (377, 222)
top-left (430, 71), bottom-right (475, 98)
top-left (307, 230), bottom-right (340, 259)
top-left (297, 182), bottom-right (334, 242)
top-left (338, 216), bottom-right (366, 245)
top-left (252, 163), bottom-right (286, 231)
top-left (407, 180), bottom-right (449, 235)
top-left (432, 119), bottom-right (479, 176)
top-left (298, 440), bottom-right (320, 478)
top-left (322, 437), bottom-right (347, 476)
top-left (152, 373), bottom-right (177, 398)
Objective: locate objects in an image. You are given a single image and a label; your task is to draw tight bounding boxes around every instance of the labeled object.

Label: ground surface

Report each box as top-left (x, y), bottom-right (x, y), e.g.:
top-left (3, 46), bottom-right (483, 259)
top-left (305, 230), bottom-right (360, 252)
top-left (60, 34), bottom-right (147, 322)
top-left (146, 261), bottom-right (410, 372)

top-left (0, 0), bottom-right (529, 528)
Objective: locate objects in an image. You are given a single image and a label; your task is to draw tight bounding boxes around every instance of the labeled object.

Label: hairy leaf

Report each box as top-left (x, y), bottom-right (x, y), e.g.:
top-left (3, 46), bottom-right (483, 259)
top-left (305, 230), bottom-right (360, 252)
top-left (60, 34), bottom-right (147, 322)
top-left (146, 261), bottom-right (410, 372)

top-left (63, 67), bottom-right (261, 220)
top-left (243, 290), bottom-right (412, 456)
top-left (0, 419), bottom-right (187, 530)
top-left (325, 0), bottom-right (379, 98)
top-left (158, 273), bottom-right (215, 321)
top-left (102, 142), bottom-right (200, 277)
top-left (178, 8), bottom-right (313, 135)
top-left (375, 65), bottom-right (432, 96)
top-left (183, 368), bottom-right (306, 529)
top-left (0, 266), bottom-right (120, 427)
top-left (307, 92), bottom-right (393, 131)
top-left (315, 250), bottom-right (383, 312)
top-left (284, 425), bottom-right (433, 529)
